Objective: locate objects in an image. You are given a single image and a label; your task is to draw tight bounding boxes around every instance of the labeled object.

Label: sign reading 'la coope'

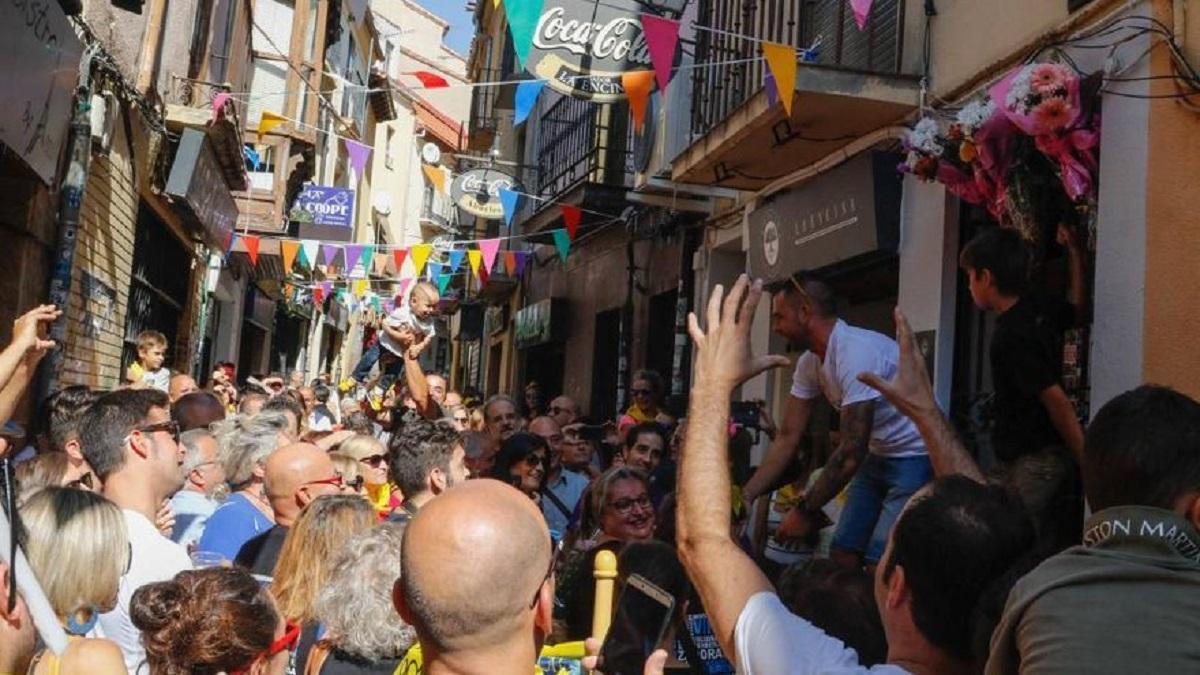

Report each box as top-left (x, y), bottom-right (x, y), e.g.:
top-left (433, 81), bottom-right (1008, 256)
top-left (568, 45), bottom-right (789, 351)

top-left (451, 168), bottom-right (520, 220)
top-left (527, 0), bottom-right (667, 102)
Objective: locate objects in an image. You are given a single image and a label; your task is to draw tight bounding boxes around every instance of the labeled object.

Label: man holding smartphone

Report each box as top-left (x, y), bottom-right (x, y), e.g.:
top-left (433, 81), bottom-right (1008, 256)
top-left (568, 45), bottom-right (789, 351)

top-left (740, 274), bottom-right (931, 571)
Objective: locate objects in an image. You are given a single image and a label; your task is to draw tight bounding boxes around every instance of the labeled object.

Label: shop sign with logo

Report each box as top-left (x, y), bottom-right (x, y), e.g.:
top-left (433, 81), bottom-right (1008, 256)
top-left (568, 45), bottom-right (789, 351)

top-left (747, 152), bottom-right (903, 283)
top-left (295, 185), bottom-right (356, 227)
top-left (451, 168), bottom-right (520, 220)
top-left (526, 0), bottom-right (677, 102)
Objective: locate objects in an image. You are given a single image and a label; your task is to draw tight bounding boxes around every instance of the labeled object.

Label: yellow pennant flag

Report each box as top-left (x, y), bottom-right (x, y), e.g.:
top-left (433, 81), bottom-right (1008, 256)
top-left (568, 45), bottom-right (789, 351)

top-left (621, 71), bottom-right (655, 132)
top-left (280, 240), bottom-right (301, 274)
top-left (257, 111), bottom-right (287, 138)
top-left (410, 244), bottom-right (433, 277)
top-left (762, 42), bottom-right (797, 117)
top-left (422, 164), bottom-right (446, 193)
top-left (354, 280), bottom-right (370, 298)
top-left (493, 0), bottom-right (500, 7)
top-left (467, 249), bottom-right (483, 277)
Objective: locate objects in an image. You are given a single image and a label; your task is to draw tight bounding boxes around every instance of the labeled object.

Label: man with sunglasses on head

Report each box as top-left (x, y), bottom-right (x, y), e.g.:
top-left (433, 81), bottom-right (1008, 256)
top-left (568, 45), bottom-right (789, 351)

top-left (741, 273), bottom-right (932, 573)
top-left (235, 442), bottom-right (342, 577)
top-left (77, 388), bottom-right (191, 673)
top-left (169, 429), bottom-right (227, 551)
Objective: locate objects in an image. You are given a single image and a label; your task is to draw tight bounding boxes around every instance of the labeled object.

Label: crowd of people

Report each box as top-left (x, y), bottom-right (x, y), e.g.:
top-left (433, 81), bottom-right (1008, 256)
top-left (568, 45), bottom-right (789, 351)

top-left (0, 227), bottom-right (1196, 674)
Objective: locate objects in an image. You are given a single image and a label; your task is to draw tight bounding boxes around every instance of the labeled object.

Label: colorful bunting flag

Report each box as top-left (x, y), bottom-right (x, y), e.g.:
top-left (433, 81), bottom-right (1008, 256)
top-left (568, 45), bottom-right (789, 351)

top-left (622, 71), bottom-right (655, 132)
top-left (345, 245), bottom-right (366, 276)
top-left (344, 139), bottom-right (372, 178)
top-left (392, 248), bottom-right (408, 275)
top-left (410, 244), bottom-right (433, 276)
top-left (360, 245), bottom-right (376, 276)
top-left (467, 249), bottom-right (483, 278)
top-left (321, 281), bottom-right (333, 300)
top-left (446, 250), bottom-right (465, 273)
top-left (499, 189), bottom-right (520, 229)
top-left (426, 262), bottom-right (443, 282)
top-left (640, 15), bottom-right (681, 92)
top-left (314, 286), bottom-right (325, 305)
top-left (551, 229), bottom-right (571, 262)
top-left (243, 235), bottom-right (260, 266)
top-left (505, 0), bottom-right (543, 68)
top-left (762, 42), bottom-right (797, 116)
top-left (322, 244), bottom-right (341, 269)
top-left (373, 251), bottom-right (389, 276)
top-left (504, 251), bottom-right (517, 277)
top-left (354, 279), bottom-right (370, 298)
top-left (514, 251), bottom-right (529, 276)
top-left (514, 80), bottom-right (546, 126)
top-left (561, 205), bottom-right (582, 241)
top-left (764, 69), bottom-right (779, 108)
top-left (422, 164), bottom-right (446, 193)
top-left (300, 240), bottom-right (319, 269)
top-left (281, 240), bottom-right (300, 274)
top-left (407, 71), bottom-right (449, 88)
top-left (257, 111), bottom-right (287, 138)
top-left (211, 92), bottom-right (231, 124)
top-left (396, 278), bottom-right (412, 300)
top-left (851, 0), bottom-right (873, 31)
top-left (478, 239), bottom-right (501, 274)
top-left (226, 234), bottom-right (239, 261)
top-left (435, 270), bottom-right (452, 295)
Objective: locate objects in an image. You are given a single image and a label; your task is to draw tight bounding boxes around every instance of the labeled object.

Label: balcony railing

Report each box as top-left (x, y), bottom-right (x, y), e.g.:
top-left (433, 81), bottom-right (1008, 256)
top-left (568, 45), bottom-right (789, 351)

top-left (691, 0), bottom-right (907, 139)
top-left (468, 69), bottom-right (502, 135)
top-left (531, 95), bottom-right (634, 205)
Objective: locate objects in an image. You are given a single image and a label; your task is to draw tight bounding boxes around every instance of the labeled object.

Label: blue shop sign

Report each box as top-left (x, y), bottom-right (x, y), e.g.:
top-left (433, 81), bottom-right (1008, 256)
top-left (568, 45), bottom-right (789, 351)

top-left (295, 185), bottom-right (356, 228)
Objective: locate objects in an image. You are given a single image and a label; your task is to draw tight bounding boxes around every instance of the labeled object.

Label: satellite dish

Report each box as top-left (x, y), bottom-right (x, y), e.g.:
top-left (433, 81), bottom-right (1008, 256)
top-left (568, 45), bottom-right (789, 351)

top-left (421, 143), bottom-right (442, 165)
top-left (372, 191), bottom-right (393, 215)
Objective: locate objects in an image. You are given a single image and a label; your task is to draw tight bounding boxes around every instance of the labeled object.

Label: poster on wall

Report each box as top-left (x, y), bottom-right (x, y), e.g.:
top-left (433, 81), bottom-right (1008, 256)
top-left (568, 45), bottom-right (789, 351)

top-left (525, 0), bottom-right (678, 102)
top-left (451, 168), bottom-right (521, 220)
top-left (292, 184), bottom-right (357, 242)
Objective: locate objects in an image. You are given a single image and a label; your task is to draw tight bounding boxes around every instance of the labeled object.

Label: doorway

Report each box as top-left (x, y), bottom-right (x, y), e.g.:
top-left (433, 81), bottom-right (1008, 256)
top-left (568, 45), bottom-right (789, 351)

top-left (590, 308), bottom-right (621, 422)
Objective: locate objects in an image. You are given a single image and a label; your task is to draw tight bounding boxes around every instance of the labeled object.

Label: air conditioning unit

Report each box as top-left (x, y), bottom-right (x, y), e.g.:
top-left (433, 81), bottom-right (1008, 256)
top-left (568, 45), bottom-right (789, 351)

top-left (89, 92), bottom-right (118, 154)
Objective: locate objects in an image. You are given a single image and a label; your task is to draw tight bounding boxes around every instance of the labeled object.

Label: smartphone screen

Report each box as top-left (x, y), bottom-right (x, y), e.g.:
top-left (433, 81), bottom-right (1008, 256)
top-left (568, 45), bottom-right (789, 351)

top-left (598, 574), bottom-right (676, 675)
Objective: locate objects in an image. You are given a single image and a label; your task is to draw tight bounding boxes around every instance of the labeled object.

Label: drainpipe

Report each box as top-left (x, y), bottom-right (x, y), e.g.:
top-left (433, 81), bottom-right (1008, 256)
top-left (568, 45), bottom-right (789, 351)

top-left (617, 237), bottom-right (635, 415)
top-left (39, 52), bottom-right (96, 401)
top-left (135, 0), bottom-right (169, 93)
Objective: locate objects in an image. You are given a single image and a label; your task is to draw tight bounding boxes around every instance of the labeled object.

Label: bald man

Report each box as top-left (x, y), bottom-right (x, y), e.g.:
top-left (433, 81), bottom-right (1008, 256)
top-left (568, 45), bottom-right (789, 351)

top-left (397, 480), bottom-right (554, 674)
top-left (168, 373), bottom-right (198, 403)
top-left (234, 442), bottom-right (340, 576)
top-left (548, 395), bottom-right (579, 429)
top-left (529, 416), bottom-right (588, 540)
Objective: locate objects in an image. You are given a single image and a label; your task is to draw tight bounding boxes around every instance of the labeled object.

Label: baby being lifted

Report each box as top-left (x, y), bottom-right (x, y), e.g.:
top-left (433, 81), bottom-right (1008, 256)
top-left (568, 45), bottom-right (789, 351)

top-left (379, 281), bottom-right (441, 356)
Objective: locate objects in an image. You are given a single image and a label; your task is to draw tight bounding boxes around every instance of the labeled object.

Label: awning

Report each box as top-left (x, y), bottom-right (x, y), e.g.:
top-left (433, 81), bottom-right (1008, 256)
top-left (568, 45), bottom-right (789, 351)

top-left (415, 100), bottom-right (465, 151)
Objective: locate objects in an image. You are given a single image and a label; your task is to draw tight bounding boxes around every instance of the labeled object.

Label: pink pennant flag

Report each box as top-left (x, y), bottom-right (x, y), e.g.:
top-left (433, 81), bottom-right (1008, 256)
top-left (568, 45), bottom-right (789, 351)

top-left (344, 139), bottom-right (372, 178)
top-left (640, 15), bottom-right (681, 92)
top-left (478, 239), bottom-right (501, 274)
top-left (396, 278), bottom-right (412, 300)
top-left (850, 0), bottom-right (873, 31)
top-left (211, 92), bottom-right (231, 123)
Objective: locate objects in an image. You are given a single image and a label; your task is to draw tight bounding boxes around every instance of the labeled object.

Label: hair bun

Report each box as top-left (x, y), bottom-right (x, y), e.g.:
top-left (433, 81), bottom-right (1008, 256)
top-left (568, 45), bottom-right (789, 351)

top-left (130, 580), bottom-right (186, 633)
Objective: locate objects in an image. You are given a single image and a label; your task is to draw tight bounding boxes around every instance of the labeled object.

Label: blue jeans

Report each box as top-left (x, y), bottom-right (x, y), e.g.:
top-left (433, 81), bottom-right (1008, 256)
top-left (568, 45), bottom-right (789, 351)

top-left (831, 453), bottom-right (933, 563)
top-left (352, 341), bottom-right (404, 382)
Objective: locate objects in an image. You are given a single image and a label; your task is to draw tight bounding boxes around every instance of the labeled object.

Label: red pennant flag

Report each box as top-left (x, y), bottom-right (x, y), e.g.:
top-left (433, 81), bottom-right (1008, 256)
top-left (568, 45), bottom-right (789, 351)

top-left (478, 266), bottom-right (490, 287)
top-left (243, 235), bottom-right (260, 266)
top-left (392, 248), bottom-right (408, 274)
top-left (313, 286), bottom-right (325, 305)
top-left (640, 15), bottom-right (681, 92)
top-left (407, 71), bottom-right (449, 88)
top-left (561, 205), bottom-right (582, 241)
top-left (504, 251), bottom-right (517, 276)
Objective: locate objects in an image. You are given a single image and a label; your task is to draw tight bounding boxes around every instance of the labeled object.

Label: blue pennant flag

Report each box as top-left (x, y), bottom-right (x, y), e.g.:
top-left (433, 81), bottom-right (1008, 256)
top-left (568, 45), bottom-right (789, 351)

top-left (514, 80), bottom-right (546, 126)
top-left (499, 188), bottom-right (521, 229)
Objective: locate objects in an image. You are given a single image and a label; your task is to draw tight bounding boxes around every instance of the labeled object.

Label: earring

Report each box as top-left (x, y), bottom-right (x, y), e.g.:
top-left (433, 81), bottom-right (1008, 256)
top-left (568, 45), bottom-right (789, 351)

top-left (66, 606), bottom-right (99, 636)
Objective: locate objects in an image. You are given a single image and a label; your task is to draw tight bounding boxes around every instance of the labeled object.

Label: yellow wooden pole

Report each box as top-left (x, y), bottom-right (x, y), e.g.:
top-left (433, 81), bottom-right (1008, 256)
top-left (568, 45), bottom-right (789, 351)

top-left (591, 549), bottom-right (619, 643)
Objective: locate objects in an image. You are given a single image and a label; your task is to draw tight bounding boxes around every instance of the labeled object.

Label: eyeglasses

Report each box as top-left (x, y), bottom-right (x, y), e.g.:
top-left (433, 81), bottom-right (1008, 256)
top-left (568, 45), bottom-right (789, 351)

top-left (358, 454), bottom-right (387, 468)
top-left (528, 537), bottom-right (563, 609)
top-left (134, 420), bottom-right (181, 444)
top-left (609, 495), bottom-right (652, 515)
top-left (302, 475), bottom-right (344, 489)
top-left (65, 472), bottom-right (94, 490)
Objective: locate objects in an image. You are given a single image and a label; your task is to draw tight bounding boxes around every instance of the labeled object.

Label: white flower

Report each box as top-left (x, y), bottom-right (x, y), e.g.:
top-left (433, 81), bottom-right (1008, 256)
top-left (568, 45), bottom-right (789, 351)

top-left (1005, 66), bottom-right (1033, 111)
top-left (907, 118), bottom-right (943, 156)
top-left (957, 99), bottom-right (996, 133)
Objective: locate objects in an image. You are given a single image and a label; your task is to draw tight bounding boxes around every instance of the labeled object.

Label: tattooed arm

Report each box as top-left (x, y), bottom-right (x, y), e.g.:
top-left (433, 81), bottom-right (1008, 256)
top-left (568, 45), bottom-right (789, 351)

top-left (802, 400), bottom-right (874, 511)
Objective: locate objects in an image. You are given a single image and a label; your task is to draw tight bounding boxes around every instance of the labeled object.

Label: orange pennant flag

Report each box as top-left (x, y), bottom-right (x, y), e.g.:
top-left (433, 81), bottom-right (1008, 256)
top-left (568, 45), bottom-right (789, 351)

top-left (242, 235), bottom-right (261, 266)
top-left (621, 71), bottom-right (655, 132)
top-left (281, 240), bottom-right (300, 274)
top-left (257, 111), bottom-right (287, 138)
top-left (422, 164), bottom-right (446, 193)
top-left (762, 42), bottom-right (797, 116)
top-left (504, 251), bottom-right (517, 276)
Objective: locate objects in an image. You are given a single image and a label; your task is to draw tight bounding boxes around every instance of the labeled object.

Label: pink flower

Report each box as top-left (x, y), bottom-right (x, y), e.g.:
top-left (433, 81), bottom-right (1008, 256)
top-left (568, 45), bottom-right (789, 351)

top-left (1032, 98), bottom-right (1072, 131)
top-left (1030, 64), bottom-right (1066, 91)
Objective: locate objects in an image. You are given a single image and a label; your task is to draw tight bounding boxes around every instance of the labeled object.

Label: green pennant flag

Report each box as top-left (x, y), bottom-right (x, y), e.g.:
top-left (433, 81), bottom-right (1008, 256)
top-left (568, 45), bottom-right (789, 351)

top-left (552, 229), bottom-right (571, 262)
top-left (436, 271), bottom-right (452, 295)
top-left (505, 0), bottom-right (544, 69)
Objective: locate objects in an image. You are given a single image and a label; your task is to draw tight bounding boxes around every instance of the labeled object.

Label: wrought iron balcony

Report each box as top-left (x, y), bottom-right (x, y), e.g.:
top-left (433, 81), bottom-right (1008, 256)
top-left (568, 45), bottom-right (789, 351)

top-left (530, 95), bottom-right (634, 206)
top-left (691, 0), bottom-right (907, 140)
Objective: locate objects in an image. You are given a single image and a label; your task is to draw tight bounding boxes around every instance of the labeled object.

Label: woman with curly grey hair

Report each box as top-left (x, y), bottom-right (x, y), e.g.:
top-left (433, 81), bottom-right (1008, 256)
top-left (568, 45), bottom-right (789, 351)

top-left (309, 523), bottom-right (416, 673)
top-left (196, 411), bottom-right (292, 560)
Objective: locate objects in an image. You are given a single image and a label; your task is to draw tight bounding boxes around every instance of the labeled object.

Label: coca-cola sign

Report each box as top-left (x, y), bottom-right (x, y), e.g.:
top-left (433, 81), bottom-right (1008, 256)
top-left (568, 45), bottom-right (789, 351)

top-left (451, 168), bottom-right (520, 220)
top-left (526, 0), bottom-right (673, 102)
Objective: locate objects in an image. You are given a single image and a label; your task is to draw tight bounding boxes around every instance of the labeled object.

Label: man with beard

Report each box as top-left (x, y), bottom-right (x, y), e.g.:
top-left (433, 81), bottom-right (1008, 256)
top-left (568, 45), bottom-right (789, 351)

top-left (741, 274), bottom-right (931, 571)
top-left (484, 394), bottom-right (524, 444)
top-left (169, 429), bottom-right (228, 550)
top-left (388, 418), bottom-right (471, 522)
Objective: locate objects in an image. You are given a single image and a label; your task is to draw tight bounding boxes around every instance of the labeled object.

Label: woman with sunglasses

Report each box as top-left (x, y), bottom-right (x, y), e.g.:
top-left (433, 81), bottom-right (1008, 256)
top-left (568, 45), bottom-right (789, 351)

top-left (334, 435), bottom-right (399, 518)
top-left (488, 432), bottom-right (549, 503)
top-left (131, 566), bottom-right (292, 675)
top-left (23, 487), bottom-right (129, 674)
top-left (271, 495), bottom-right (376, 673)
top-left (15, 452), bottom-right (95, 506)
top-left (327, 452), bottom-right (368, 497)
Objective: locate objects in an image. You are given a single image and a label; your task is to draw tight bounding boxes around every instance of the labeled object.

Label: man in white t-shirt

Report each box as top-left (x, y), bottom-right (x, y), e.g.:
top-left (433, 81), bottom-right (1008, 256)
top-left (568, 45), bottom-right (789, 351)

top-left (79, 389), bottom-right (193, 674)
top-left (741, 274), bottom-right (931, 569)
top-left (677, 276), bottom-right (1035, 675)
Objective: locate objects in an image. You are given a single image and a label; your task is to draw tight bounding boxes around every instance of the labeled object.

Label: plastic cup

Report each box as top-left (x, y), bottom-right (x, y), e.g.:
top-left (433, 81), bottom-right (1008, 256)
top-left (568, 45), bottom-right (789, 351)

top-left (190, 551), bottom-right (227, 568)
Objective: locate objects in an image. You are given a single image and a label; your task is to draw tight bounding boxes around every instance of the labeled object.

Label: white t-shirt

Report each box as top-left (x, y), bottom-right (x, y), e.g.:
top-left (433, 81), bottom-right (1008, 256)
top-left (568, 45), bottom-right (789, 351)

top-left (379, 304), bottom-right (437, 356)
top-left (98, 509), bottom-right (193, 674)
top-left (791, 320), bottom-right (926, 458)
top-left (735, 592), bottom-right (910, 674)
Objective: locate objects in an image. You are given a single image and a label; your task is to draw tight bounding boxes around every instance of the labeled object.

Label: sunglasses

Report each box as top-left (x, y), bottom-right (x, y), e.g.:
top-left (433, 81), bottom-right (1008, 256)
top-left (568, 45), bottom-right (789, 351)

top-left (133, 420), bottom-right (181, 444)
top-left (65, 471), bottom-right (94, 490)
top-left (358, 454), bottom-right (387, 468)
top-left (302, 475), bottom-right (344, 489)
top-left (233, 622), bottom-right (300, 674)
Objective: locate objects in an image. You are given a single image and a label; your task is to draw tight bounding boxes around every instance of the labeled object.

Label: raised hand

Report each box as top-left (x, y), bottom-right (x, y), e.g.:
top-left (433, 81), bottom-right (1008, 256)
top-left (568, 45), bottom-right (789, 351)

top-left (687, 275), bottom-right (790, 391)
top-left (857, 308), bottom-right (938, 421)
top-left (12, 304), bottom-right (60, 357)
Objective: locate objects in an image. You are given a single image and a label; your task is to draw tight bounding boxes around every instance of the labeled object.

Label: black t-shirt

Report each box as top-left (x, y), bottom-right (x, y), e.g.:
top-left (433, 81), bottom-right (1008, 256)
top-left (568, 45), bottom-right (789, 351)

top-left (235, 524), bottom-right (290, 576)
top-left (990, 295), bottom-right (1076, 461)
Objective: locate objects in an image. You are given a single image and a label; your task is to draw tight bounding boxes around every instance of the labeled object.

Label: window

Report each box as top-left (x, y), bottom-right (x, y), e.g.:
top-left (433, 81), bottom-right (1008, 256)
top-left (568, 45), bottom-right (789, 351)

top-left (251, 0), bottom-right (295, 55)
top-left (247, 59), bottom-right (288, 126)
